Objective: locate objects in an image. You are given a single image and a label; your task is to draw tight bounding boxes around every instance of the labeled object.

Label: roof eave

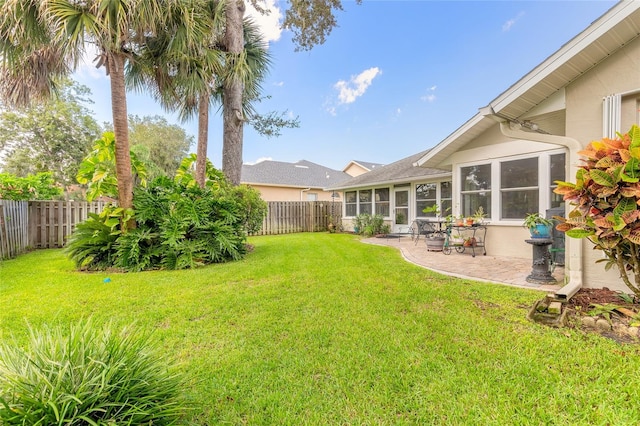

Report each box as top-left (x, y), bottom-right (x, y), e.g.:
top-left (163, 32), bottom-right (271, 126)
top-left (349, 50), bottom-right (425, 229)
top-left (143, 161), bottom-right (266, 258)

top-left (326, 171), bottom-right (452, 191)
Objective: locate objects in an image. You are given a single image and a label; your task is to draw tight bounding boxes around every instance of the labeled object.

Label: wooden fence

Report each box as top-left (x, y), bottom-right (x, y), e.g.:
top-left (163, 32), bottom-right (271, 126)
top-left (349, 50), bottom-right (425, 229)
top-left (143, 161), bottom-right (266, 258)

top-left (0, 200), bottom-right (342, 259)
top-left (29, 201), bottom-right (108, 250)
top-left (254, 201), bottom-right (342, 235)
top-left (0, 200), bottom-right (29, 259)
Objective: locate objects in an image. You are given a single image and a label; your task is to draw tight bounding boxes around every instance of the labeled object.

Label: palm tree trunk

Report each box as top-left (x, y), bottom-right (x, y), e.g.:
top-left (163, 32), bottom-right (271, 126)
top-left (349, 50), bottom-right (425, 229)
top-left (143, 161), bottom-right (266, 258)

top-left (196, 93), bottom-right (209, 188)
top-left (109, 53), bottom-right (135, 226)
top-left (222, 0), bottom-right (245, 186)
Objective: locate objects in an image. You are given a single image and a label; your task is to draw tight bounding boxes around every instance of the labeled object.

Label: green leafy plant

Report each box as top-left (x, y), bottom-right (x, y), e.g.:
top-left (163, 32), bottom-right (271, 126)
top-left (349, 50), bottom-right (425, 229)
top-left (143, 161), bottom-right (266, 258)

top-left (0, 172), bottom-right (62, 200)
top-left (65, 205), bottom-right (133, 270)
top-left (587, 303), bottom-right (621, 325)
top-left (0, 320), bottom-right (185, 425)
top-left (554, 125), bottom-right (640, 295)
top-left (354, 213), bottom-right (388, 237)
top-left (76, 132), bottom-right (148, 202)
top-left (523, 213), bottom-right (553, 229)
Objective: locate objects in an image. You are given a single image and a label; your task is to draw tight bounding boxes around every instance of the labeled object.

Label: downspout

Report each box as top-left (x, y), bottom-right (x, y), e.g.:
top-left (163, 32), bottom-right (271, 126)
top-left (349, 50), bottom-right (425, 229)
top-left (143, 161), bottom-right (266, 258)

top-left (497, 121), bottom-right (582, 300)
top-left (300, 188), bottom-right (310, 201)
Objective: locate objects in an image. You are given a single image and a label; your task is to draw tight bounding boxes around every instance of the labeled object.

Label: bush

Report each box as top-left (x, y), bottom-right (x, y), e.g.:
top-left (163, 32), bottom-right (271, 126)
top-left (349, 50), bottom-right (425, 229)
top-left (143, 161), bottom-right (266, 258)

top-left (555, 124), bottom-right (640, 295)
top-left (67, 174), bottom-right (256, 271)
top-left (65, 205), bottom-right (129, 270)
top-left (0, 172), bottom-right (62, 200)
top-left (353, 213), bottom-right (389, 236)
top-left (0, 320), bottom-right (185, 425)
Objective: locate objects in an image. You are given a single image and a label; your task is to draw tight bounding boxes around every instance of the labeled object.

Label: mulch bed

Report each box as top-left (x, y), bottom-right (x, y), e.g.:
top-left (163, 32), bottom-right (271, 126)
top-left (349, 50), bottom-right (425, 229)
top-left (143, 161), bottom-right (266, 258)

top-left (563, 287), bottom-right (640, 343)
top-left (565, 287), bottom-right (635, 310)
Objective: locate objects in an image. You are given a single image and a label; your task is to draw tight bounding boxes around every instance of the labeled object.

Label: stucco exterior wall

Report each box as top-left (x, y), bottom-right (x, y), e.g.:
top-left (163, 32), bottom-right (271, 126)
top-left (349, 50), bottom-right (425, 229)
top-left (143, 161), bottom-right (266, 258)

top-left (247, 185), bottom-right (340, 202)
top-left (562, 35), bottom-right (640, 292)
top-left (565, 36), bottom-right (640, 144)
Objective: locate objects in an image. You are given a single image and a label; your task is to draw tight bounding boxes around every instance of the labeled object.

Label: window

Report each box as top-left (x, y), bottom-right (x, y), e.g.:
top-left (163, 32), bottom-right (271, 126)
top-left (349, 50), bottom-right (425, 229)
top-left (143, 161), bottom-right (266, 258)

top-left (459, 151), bottom-right (566, 222)
top-left (440, 181), bottom-right (452, 216)
top-left (500, 158), bottom-right (538, 219)
top-left (307, 193), bottom-right (318, 201)
top-left (345, 188), bottom-right (390, 217)
top-left (461, 164), bottom-right (491, 217)
top-left (375, 188), bottom-right (390, 216)
top-left (345, 191), bottom-right (357, 216)
top-left (416, 183), bottom-right (437, 217)
top-left (359, 190), bottom-right (372, 215)
top-left (549, 153), bottom-right (565, 208)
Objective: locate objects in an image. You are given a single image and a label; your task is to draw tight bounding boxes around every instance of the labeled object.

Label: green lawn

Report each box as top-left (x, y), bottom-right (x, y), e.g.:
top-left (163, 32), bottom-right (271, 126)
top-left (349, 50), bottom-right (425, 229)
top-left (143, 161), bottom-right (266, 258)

top-left (1, 233), bottom-right (639, 424)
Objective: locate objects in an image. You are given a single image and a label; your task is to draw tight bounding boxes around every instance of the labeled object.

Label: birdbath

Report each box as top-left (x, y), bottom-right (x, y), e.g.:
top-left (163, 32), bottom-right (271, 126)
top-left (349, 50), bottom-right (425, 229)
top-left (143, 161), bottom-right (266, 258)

top-left (525, 238), bottom-right (556, 284)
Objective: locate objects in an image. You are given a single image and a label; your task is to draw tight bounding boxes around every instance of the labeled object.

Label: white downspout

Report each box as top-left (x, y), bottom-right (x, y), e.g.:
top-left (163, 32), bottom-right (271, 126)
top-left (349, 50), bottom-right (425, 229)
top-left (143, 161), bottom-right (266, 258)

top-left (498, 121), bottom-right (583, 300)
top-left (300, 188), bottom-right (310, 201)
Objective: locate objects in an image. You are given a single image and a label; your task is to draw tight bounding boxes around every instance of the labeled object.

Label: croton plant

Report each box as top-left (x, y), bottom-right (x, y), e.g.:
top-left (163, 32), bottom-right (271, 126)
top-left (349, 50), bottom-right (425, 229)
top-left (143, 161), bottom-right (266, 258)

top-left (554, 124), bottom-right (640, 296)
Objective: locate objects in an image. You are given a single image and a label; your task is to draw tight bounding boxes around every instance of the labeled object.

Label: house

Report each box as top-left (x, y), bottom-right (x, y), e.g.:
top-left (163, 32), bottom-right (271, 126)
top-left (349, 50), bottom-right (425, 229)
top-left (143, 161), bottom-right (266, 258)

top-left (241, 159), bottom-right (351, 201)
top-left (342, 160), bottom-right (384, 177)
top-left (330, 1), bottom-right (640, 294)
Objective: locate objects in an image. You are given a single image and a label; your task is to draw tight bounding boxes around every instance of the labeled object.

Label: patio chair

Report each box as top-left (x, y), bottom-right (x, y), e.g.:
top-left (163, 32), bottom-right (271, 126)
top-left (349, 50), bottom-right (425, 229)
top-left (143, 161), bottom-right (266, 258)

top-left (410, 220), bottom-right (439, 245)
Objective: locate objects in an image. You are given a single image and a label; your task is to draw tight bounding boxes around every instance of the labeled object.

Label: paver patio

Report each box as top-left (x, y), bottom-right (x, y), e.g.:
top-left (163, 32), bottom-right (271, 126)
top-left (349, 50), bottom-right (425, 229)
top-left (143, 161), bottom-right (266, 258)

top-left (363, 235), bottom-right (563, 293)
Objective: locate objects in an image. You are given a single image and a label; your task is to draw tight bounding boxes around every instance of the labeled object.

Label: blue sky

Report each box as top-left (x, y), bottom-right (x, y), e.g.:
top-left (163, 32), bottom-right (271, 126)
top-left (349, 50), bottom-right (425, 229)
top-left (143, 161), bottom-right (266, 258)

top-left (74, 0), bottom-right (617, 172)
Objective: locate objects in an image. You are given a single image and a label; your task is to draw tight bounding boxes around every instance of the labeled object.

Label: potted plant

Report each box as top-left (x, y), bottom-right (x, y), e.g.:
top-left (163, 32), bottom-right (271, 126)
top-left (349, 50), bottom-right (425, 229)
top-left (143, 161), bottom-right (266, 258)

top-left (523, 213), bottom-right (553, 238)
top-left (473, 206), bottom-right (487, 225)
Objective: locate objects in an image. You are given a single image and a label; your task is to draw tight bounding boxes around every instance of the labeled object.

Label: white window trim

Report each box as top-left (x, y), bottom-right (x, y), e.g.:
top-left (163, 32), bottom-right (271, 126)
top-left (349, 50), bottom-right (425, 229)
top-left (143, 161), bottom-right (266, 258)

top-left (343, 187), bottom-right (392, 218)
top-left (457, 149), bottom-right (566, 225)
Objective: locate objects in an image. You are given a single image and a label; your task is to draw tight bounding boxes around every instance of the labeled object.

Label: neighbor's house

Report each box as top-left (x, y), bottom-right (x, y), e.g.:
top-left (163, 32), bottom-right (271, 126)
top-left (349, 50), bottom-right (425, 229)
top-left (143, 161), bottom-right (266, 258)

top-left (330, 1), bottom-right (640, 294)
top-left (241, 160), bottom-right (351, 202)
top-left (342, 160), bottom-right (384, 177)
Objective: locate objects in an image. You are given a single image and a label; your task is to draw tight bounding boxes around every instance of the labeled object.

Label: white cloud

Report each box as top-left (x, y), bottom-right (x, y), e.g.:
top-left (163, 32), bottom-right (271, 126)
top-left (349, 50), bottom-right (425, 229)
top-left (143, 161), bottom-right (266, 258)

top-left (245, 0), bottom-right (283, 45)
top-left (334, 67), bottom-right (382, 105)
top-left (76, 43), bottom-right (107, 81)
top-left (273, 81), bottom-right (284, 87)
top-left (503, 11), bottom-right (525, 32)
top-left (420, 85), bottom-right (437, 102)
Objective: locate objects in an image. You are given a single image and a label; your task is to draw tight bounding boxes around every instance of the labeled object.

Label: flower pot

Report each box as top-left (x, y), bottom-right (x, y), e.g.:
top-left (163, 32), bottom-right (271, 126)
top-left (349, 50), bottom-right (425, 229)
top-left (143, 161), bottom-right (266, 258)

top-left (529, 224), bottom-right (551, 238)
top-left (426, 236), bottom-right (445, 252)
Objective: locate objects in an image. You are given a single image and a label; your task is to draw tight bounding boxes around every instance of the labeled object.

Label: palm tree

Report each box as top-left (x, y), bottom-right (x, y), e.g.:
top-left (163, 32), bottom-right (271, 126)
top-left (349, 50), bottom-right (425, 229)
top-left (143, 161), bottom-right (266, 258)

top-left (129, 1), bottom-right (271, 188)
top-left (0, 0), bottom-right (175, 223)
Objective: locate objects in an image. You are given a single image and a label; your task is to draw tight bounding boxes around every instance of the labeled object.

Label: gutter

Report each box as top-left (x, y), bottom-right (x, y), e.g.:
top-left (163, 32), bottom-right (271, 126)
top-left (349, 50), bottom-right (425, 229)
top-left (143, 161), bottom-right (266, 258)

top-left (496, 120), bottom-right (582, 300)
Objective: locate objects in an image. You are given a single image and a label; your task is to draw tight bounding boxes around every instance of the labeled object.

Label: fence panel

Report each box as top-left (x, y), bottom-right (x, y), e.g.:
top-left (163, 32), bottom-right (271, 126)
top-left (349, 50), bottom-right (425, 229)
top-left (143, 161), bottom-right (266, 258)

top-left (253, 201), bottom-right (342, 236)
top-left (29, 201), bottom-right (107, 249)
top-left (0, 200), bottom-right (29, 259)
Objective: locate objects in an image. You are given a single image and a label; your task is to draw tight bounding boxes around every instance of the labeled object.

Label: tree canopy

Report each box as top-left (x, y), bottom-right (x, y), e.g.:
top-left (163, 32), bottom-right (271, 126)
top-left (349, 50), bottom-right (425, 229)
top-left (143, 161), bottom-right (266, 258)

top-left (0, 79), bottom-right (100, 194)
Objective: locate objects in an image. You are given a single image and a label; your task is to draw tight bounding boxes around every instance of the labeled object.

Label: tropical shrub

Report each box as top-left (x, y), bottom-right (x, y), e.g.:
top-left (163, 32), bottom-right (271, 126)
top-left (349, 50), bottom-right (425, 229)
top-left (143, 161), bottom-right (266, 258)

top-left (65, 205), bottom-right (133, 270)
top-left (554, 124), bottom-right (640, 295)
top-left (0, 172), bottom-right (62, 200)
top-left (76, 132), bottom-right (148, 202)
top-left (0, 320), bottom-right (184, 425)
top-left (353, 213), bottom-right (389, 236)
top-left (67, 172), bottom-right (256, 271)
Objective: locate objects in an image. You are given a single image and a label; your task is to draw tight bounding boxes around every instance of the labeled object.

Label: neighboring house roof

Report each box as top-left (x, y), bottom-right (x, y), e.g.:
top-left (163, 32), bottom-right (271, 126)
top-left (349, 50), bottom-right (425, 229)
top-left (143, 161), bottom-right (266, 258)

top-left (416, 0), bottom-right (640, 168)
top-left (241, 160), bottom-right (351, 189)
top-left (342, 160), bottom-right (384, 173)
top-left (328, 150), bottom-right (450, 191)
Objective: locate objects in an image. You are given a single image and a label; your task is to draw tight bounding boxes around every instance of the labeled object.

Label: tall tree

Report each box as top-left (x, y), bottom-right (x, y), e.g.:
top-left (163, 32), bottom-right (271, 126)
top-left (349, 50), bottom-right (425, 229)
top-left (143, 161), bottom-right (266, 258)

top-left (0, 0), bottom-right (184, 223)
top-left (129, 2), bottom-right (286, 188)
top-left (0, 79), bottom-right (101, 195)
top-left (222, 0), bottom-right (246, 186)
top-left (220, 0), bottom-right (358, 185)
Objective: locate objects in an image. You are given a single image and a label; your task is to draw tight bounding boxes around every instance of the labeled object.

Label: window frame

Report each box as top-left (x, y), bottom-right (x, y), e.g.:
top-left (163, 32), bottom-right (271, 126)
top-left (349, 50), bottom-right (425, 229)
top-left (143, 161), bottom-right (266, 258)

top-left (457, 149), bottom-right (566, 224)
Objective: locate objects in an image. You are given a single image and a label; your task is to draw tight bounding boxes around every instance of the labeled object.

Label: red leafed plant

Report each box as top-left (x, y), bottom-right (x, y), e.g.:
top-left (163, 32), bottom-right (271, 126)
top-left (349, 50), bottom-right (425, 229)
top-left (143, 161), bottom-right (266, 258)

top-left (554, 124), bottom-right (640, 295)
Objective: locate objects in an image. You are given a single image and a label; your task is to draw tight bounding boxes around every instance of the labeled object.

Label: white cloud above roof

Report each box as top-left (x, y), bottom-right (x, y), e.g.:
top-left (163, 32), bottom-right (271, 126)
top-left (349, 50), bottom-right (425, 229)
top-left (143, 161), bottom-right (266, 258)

top-left (334, 67), bottom-right (382, 105)
top-left (503, 11), bottom-right (525, 32)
